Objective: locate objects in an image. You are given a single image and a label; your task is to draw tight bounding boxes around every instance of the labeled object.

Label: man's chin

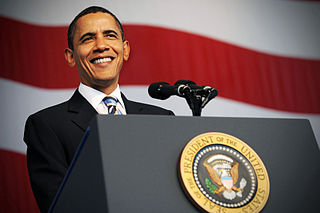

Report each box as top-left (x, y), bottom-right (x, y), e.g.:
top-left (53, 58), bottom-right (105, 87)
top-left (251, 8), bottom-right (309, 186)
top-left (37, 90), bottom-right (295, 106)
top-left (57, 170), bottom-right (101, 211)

top-left (90, 79), bottom-right (119, 92)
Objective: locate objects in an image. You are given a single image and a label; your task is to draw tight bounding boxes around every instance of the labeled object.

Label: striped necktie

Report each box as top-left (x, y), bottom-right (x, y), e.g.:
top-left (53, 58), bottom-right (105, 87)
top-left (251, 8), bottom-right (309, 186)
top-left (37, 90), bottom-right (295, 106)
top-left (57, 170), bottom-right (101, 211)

top-left (103, 96), bottom-right (122, 115)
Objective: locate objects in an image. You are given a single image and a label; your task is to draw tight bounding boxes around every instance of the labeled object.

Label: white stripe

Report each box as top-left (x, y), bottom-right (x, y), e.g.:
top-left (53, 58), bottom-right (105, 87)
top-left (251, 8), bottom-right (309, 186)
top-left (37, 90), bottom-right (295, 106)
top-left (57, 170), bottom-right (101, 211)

top-left (1, 0), bottom-right (319, 59)
top-left (1, 79), bottom-right (319, 154)
top-left (0, 78), bottom-right (74, 154)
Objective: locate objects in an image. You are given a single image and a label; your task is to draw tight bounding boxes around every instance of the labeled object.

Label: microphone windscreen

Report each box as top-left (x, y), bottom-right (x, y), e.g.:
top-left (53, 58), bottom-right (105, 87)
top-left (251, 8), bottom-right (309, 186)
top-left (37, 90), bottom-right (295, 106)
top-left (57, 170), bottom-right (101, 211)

top-left (148, 82), bottom-right (171, 100)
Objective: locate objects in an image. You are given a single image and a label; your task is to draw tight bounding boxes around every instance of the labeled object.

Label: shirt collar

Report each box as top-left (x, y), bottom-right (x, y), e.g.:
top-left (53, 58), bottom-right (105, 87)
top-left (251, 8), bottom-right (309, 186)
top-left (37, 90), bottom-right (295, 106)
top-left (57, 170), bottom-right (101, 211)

top-left (78, 83), bottom-right (126, 111)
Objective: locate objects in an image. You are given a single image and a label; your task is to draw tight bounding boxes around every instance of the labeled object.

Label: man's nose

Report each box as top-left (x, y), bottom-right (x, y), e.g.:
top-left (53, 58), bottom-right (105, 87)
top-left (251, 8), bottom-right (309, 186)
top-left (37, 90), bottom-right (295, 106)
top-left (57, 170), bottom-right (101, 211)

top-left (94, 36), bottom-right (109, 52)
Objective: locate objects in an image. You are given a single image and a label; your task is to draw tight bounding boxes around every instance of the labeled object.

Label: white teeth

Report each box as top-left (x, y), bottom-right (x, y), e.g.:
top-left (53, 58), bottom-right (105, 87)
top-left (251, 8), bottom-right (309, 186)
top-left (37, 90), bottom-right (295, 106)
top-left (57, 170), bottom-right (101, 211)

top-left (93, 57), bottom-right (112, 64)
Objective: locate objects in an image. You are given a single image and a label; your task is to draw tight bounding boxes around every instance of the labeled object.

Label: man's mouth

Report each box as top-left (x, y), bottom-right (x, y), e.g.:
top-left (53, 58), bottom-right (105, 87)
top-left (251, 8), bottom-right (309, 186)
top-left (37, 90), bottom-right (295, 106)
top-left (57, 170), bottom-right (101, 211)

top-left (90, 57), bottom-right (114, 64)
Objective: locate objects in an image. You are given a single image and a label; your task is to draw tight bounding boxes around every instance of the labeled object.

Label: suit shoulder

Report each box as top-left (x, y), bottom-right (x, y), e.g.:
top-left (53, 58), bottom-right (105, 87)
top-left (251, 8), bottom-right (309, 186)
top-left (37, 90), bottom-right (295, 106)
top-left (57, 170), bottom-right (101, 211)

top-left (24, 101), bottom-right (70, 142)
top-left (27, 101), bottom-right (69, 121)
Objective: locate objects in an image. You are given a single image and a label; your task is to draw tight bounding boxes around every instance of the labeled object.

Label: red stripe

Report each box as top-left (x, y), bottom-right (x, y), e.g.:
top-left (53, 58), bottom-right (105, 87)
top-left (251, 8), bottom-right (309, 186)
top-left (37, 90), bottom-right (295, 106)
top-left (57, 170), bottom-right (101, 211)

top-left (0, 149), bottom-right (40, 213)
top-left (1, 16), bottom-right (319, 113)
top-left (0, 16), bottom-right (78, 88)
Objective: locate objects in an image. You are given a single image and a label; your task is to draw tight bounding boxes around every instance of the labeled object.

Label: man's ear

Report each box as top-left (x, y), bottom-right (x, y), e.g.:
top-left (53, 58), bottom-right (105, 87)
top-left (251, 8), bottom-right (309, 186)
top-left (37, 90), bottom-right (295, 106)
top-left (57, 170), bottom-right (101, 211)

top-left (64, 48), bottom-right (76, 67)
top-left (123, 40), bottom-right (130, 61)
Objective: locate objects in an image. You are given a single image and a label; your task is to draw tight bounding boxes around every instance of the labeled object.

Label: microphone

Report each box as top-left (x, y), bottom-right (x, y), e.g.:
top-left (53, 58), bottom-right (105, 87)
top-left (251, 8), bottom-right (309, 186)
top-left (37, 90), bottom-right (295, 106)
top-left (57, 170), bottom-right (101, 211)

top-left (174, 80), bottom-right (218, 97)
top-left (148, 80), bottom-right (218, 116)
top-left (148, 80), bottom-right (218, 101)
top-left (148, 82), bottom-right (188, 100)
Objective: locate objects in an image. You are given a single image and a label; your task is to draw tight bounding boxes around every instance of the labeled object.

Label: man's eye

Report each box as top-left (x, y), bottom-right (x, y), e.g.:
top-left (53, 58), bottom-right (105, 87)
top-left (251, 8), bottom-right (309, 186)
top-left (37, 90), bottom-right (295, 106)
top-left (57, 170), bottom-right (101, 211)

top-left (82, 37), bottom-right (93, 42)
top-left (106, 34), bottom-right (117, 38)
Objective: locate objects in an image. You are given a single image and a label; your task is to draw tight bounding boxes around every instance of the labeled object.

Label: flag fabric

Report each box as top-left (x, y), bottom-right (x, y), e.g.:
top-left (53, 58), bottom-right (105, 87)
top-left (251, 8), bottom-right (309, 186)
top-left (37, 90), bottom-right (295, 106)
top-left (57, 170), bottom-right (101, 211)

top-left (1, 1), bottom-right (319, 212)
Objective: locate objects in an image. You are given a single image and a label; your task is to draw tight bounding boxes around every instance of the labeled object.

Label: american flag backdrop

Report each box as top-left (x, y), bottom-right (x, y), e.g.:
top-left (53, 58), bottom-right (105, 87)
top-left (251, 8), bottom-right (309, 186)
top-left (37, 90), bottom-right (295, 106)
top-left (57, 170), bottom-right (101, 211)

top-left (1, 0), bottom-right (319, 212)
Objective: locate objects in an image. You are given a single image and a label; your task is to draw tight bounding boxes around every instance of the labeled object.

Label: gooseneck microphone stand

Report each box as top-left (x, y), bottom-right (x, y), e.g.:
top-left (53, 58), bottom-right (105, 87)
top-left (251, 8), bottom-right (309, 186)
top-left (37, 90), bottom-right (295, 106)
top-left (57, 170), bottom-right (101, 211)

top-left (174, 80), bottom-right (218, 116)
top-left (182, 86), bottom-right (202, 116)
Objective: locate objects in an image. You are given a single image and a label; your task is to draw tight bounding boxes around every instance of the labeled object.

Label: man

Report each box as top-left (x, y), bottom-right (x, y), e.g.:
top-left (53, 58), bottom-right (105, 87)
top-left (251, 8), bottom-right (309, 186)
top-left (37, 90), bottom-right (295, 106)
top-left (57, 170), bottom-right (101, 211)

top-left (24, 6), bottom-right (173, 213)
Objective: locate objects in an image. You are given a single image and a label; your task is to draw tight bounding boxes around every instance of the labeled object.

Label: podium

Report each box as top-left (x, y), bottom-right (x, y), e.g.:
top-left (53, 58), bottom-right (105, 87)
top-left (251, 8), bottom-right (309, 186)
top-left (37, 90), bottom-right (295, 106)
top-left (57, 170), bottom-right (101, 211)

top-left (49, 115), bottom-right (320, 213)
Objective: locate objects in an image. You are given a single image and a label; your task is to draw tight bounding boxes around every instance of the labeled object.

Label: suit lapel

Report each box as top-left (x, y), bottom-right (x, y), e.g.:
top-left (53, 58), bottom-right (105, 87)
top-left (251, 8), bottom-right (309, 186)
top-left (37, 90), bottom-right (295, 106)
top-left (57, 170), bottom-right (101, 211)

top-left (121, 93), bottom-right (144, 114)
top-left (68, 90), bottom-right (97, 131)
top-left (67, 90), bottom-right (150, 130)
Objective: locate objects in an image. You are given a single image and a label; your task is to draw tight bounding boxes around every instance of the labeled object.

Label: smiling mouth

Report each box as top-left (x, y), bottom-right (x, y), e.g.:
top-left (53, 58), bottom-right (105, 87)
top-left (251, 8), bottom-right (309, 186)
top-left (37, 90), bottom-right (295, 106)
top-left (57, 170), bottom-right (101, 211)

top-left (91, 57), bottom-right (114, 64)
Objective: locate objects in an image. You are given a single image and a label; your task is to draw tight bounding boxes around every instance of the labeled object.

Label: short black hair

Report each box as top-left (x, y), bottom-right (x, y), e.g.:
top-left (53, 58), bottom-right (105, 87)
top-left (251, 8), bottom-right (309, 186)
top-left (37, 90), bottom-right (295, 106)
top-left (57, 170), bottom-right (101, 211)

top-left (67, 6), bottom-right (125, 50)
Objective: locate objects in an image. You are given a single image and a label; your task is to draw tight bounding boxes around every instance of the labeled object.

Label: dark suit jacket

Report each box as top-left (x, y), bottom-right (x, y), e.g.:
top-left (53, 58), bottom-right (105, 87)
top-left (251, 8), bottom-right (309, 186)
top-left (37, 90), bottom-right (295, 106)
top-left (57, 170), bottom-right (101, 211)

top-left (24, 90), bottom-right (173, 213)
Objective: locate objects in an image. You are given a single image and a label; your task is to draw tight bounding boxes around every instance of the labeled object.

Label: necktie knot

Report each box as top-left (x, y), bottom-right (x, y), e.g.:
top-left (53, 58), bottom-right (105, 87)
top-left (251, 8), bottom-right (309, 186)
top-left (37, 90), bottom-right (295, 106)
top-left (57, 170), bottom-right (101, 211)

top-left (103, 96), bottom-right (121, 114)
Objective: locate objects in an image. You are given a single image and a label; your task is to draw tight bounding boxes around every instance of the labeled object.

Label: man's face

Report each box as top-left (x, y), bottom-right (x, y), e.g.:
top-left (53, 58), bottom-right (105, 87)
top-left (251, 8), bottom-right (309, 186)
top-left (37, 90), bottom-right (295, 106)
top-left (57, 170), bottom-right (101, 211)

top-left (65, 12), bottom-right (130, 93)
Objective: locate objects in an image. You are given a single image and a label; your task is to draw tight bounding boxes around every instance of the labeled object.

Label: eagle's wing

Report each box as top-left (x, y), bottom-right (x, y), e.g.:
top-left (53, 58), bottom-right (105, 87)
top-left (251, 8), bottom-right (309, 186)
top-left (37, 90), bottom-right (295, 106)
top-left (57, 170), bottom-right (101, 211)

top-left (203, 162), bottom-right (222, 186)
top-left (230, 162), bottom-right (239, 184)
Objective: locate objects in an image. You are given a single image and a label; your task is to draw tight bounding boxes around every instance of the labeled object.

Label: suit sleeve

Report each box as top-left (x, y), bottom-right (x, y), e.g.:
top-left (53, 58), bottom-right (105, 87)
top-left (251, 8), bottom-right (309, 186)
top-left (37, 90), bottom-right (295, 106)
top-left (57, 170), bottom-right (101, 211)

top-left (24, 114), bottom-right (68, 213)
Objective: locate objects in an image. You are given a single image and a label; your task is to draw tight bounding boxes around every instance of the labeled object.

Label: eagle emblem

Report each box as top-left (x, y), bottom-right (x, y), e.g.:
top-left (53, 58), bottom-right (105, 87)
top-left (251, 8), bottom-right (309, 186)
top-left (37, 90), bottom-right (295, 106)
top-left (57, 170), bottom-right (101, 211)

top-left (203, 154), bottom-right (247, 200)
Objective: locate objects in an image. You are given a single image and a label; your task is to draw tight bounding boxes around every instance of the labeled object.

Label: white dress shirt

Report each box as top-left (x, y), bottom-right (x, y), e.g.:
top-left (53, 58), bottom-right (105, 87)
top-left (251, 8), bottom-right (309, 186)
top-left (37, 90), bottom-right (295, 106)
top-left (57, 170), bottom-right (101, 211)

top-left (78, 83), bottom-right (126, 115)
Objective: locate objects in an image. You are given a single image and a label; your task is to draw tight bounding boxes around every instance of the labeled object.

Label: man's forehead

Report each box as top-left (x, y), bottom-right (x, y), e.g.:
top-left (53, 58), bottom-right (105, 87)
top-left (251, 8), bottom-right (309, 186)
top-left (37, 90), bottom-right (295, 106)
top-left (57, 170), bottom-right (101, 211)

top-left (75, 12), bottom-right (119, 34)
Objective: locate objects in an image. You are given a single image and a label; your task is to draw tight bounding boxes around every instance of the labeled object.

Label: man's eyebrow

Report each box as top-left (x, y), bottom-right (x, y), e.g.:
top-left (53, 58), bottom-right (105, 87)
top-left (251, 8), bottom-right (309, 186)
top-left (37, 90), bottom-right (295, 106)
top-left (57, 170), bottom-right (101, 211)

top-left (103, 30), bottom-right (119, 36)
top-left (79, 32), bottom-right (96, 42)
top-left (79, 30), bottom-right (119, 42)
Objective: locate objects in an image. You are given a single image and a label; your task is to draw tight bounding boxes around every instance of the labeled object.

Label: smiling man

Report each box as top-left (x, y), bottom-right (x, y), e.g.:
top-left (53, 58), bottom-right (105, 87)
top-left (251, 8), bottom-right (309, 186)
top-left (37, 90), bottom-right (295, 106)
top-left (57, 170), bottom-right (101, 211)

top-left (24, 6), bottom-right (173, 213)
top-left (64, 10), bottom-right (130, 95)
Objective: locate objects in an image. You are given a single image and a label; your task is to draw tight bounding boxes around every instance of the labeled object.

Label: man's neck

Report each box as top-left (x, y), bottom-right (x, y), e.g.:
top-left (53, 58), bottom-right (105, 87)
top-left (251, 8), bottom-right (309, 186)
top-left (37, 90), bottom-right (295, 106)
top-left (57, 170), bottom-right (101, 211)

top-left (82, 82), bottom-right (117, 95)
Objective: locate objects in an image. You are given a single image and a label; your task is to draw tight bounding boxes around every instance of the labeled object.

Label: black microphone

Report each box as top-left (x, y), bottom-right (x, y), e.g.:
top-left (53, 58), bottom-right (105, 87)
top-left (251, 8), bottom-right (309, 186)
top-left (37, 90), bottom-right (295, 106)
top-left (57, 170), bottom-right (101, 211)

top-left (148, 82), bottom-right (189, 100)
top-left (175, 80), bottom-right (218, 97)
top-left (149, 80), bottom-right (218, 116)
top-left (148, 80), bottom-right (218, 101)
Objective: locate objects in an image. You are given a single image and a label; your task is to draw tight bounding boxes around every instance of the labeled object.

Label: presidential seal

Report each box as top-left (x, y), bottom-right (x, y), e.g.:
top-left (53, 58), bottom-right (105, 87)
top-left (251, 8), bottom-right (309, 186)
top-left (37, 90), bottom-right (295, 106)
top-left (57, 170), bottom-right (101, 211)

top-left (179, 132), bottom-right (270, 213)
